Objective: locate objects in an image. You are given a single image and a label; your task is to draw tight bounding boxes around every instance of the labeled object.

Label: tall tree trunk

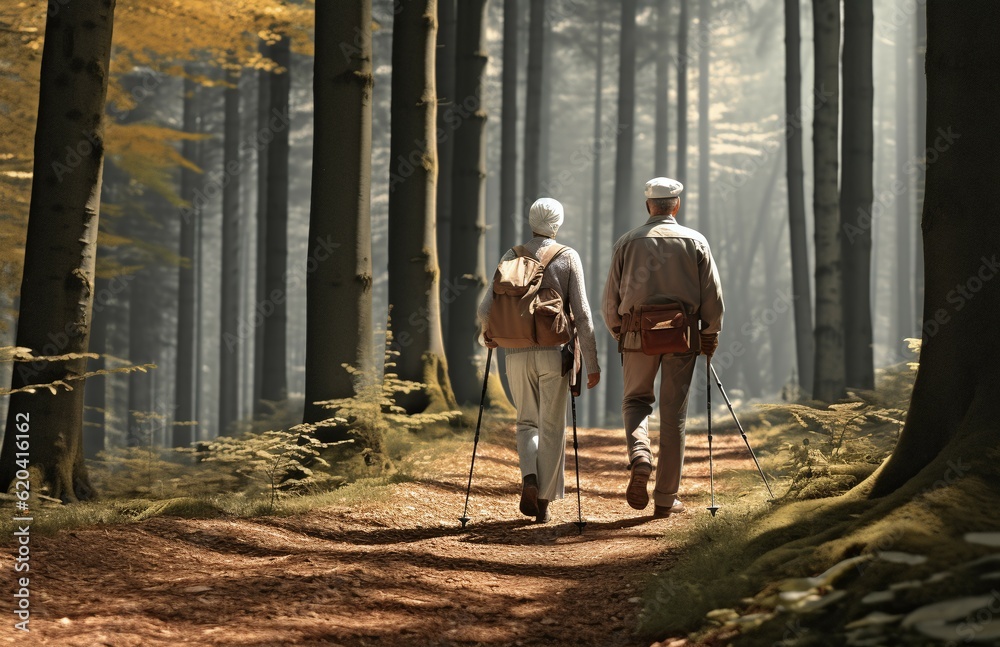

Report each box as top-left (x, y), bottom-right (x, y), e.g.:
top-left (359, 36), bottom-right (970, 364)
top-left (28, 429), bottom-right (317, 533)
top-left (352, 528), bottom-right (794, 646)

top-left (538, 15), bottom-right (553, 190)
top-left (436, 0), bottom-right (457, 290)
top-left (655, 0), bottom-right (671, 177)
top-left (913, 5), bottom-right (927, 328)
top-left (894, 23), bottom-right (914, 348)
top-left (388, 0), bottom-right (459, 414)
top-left (870, 1), bottom-right (1000, 497)
top-left (811, 0), bottom-right (845, 402)
top-left (303, 0), bottom-right (374, 425)
top-left (0, 0), bottom-right (116, 500)
top-left (447, 0), bottom-right (508, 407)
top-left (253, 45), bottom-right (270, 415)
top-left (588, 13), bottom-right (606, 427)
top-left (262, 35), bottom-right (291, 406)
top-left (83, 277), bottom-right (110, 459)
top-left (697, 0), bottom-right (711, 240)
top-left (127, 273), bottom-right (154, 446)
top-left (605, 0), bottom-right (637, 420)
top-left (174, 75), bottom-right (199, 446)
top-left (840, 0), bottom-right (875, 391)
top-left (675, 0), bottom-right (690, 187)
top-left (522, 0), bottom-right (545, 209)
top-left (500, 0), bottom-right (519, 254)
top-left (219, 68), bottom-right (242, 434)
top-left (783, 0), bottom-right (815, 397)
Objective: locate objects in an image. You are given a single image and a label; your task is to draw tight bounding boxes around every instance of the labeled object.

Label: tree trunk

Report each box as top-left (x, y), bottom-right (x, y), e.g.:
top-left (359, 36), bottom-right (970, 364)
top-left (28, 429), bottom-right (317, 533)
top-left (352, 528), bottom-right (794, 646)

top-left (654, 0), bottom-right (670, 177)
top-left (870, 1), bottom-right (1000, 497)
top-left (219, 68), bottom-right (242, 434)
top-left (588, 13), bottom-right (606, 427)
top-left (839, 0), bottom-right (875, 392)
top-left (697, 0), bottom-right (710, 240)
top-left (83, 277), bottom-right (110, 459)
top-left (0, 0), bottom-right (116, 500)
top-left (783, 0), bottom-right (815, 397)
top-left (174, 74), bottom-right (199, 446)
top-left (436, 0), bottom-right (457, 290)
top-left (387, 0), bottom-right (459, 414)
top-left (262, 35), bottom-right (291, 406)
top-left (894, 22), bottom-right (914, 348)
top-left (303, 0), bottom-right (374, 425)
top-left (446, 0), bottom-right (508, 407)
top-left (913, 5), bottom-right (926, 328)
top-left (605, 0), bottom-right (637, 420)
top-left (500, 0), bottom-right (519, 254)
top-left (811, 0), bottom-right (845, 402)
top-left (253, 45), bottom-right (270, 415)
top-left (676, 0), bottom-right (690, 187)
top-left (127, 273), bottom-right (154, 446)
top-left (539, 15), bottom-right (553, 190)
top-left (522, 0), bottom-right (545, 209)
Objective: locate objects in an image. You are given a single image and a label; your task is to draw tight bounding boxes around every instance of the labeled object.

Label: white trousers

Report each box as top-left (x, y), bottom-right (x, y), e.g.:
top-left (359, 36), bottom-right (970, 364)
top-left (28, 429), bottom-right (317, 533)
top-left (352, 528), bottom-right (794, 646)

top-left (505, 349), bottom-right (570, 501)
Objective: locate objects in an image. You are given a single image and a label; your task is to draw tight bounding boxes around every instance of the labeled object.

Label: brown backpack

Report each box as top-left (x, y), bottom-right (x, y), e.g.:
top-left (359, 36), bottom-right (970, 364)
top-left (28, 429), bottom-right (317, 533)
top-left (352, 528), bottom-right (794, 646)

top-left (485, 244), bottom-right (573, 348)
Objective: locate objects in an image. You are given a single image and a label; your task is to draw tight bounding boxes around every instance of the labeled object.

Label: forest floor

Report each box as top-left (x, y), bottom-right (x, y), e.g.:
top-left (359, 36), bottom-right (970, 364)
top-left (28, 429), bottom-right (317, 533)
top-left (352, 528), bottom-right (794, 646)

top-left (1, 420), bottom-right (765, 647)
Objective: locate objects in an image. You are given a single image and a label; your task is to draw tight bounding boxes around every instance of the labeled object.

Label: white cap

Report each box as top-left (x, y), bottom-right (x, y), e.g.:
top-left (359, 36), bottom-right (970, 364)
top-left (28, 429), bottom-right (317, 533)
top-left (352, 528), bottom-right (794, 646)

top-left (528, 198), bottom-right (564, 237)
top-left (644, 177), bottom-right (684, 199)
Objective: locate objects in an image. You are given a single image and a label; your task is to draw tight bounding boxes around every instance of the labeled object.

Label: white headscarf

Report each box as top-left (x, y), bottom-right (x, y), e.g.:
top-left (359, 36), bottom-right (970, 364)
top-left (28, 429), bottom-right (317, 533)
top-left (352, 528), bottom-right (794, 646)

top-left (528, 198), bottom-right (565, 237)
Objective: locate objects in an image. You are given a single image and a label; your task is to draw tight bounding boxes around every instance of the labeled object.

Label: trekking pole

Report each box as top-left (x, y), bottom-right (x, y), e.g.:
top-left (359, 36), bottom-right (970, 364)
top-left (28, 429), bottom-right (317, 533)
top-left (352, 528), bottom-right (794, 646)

top-left (706, 358), bottom-right (720, 517)
top-left (710, 365), bottom-right (775, 500)
top-left (459, 347), bottom-right (493, 528)
top-left (570, 392), bottom-right (586, 533)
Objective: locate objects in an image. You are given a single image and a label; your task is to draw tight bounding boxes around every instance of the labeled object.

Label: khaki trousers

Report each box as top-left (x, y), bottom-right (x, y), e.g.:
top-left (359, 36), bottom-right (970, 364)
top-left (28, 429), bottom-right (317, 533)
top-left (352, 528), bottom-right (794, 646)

top-left (622, 352), bottom-right (697, 507)
top-left (505, 349), bottom-right (570, 501)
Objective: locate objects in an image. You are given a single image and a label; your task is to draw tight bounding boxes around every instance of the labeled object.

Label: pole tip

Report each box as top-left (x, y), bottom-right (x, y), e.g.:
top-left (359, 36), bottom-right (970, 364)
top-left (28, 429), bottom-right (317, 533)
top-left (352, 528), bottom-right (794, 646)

top-left (707, 506), bottom-right (720, 517)
top-left (574, 521), bottom-right (587, 534)
top-left (459, 517), bottom-right (470, 528)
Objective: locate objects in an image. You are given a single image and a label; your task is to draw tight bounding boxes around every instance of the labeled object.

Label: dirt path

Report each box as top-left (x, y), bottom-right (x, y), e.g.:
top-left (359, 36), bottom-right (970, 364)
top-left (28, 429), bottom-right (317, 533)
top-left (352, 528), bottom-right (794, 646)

top-left (4, 424), bottom-right (754, 647)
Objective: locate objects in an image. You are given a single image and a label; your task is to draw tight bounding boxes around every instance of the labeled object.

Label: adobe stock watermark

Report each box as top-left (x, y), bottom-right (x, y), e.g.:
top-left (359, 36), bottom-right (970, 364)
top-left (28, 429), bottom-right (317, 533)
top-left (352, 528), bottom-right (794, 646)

top-left (389, 94), bottom-right (482, 193)
top-left (843, 127), bottom-right (961, 245)
top-left (920, 255), bottom-right (1000, 340)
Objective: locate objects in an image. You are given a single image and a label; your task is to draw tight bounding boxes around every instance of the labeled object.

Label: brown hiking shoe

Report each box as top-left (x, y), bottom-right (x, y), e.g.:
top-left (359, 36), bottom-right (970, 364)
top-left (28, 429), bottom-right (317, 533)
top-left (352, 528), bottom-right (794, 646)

top-left (653, 499), bottom-right (685, 518)
top-left (626, 460), bottom-right (653, 510)
top-left (536, 498), bottom-right (550, 524)
top-left (520, 475), bottom-right (539, 517)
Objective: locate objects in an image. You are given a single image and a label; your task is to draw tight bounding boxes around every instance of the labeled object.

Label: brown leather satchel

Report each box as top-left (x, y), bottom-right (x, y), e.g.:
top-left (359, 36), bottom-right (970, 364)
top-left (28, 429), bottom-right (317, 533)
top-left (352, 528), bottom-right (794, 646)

top-left (634, 302), bottom-right (700, 356)
top-left (487, 244), bottom-right (572, 348)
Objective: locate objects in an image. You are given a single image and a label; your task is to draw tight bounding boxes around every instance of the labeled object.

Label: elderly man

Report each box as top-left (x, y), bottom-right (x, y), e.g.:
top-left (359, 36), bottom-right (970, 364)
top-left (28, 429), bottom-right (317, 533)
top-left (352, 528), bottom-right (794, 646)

top-left (602, 177), bottom-right (724, 518)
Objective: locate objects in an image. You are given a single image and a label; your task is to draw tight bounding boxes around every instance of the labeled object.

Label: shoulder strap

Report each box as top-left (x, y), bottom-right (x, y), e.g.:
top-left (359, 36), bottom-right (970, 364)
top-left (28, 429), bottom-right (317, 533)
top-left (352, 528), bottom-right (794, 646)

top-left (511, 245), bottom-right (532, 258)
top-left (536, 243), bottom-right (568, 269)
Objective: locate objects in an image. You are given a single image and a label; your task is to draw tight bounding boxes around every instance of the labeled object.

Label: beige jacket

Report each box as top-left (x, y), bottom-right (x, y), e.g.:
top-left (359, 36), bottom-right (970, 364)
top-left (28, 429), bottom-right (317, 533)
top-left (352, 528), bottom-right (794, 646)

top-left (602, 215), bottom-right (724, 343)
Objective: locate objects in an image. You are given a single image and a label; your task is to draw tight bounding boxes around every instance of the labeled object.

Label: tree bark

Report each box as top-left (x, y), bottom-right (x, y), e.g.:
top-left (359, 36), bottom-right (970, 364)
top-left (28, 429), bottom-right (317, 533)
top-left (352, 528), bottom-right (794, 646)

top-left (783, 0), bottom-right (815, 397)
top-left (219, 67), bottom-right (242, 434)
top-left (304, 0), bottom-right (374, 425)
top-left (387, 0), bottom-right (459, 414)
top-left (840, 0), bottom-right (875, 391)
top-left (522, 0), bottom-right (545, 209)
top-left (913, 5), bottom-right (926, 328)
top-left (253, 45), bottom-right (270, 415)
top-left (436, 0), bottom-right (457, 290)
top-left (261, 35), bottom-right (291, 406)
top-left (83, 277), bottom-right (109, 459)
top-left (811, 0), bottom-right (845, 402)
top-left (870, 1), bottom-right (1000, 497)
top-left (697, 0), bottom-right (710, 240)
top-left (894, 22), bottom-right (914, 348)
top-left (605, 0), bottom-right (637, 420)
top-left (676, 0), bottom-right (690, 187)
top-left (500, 0), bottom-right (519, 254)
top-left (654, 0), bottom-right (670, 177)
top-left (588, 12), bottom-right (606, 427)
top-left (174, 74), bottom-right (199, 446)
top-left (447, 0), bottom-right (507, 407)
top-left (0, 0), bottom-right (117, 501)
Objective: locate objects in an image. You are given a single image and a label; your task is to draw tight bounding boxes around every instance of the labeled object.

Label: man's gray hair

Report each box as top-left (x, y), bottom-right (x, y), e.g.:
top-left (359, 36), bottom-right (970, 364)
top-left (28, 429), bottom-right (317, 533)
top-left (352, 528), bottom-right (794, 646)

top-left (649, 196), bottom-right (679, 212)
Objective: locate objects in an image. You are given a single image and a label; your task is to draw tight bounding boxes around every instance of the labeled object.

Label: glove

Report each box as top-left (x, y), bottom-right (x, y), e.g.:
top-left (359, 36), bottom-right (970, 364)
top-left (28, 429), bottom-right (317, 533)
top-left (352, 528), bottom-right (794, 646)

top-left (700, 332), bottom-right (719, 357)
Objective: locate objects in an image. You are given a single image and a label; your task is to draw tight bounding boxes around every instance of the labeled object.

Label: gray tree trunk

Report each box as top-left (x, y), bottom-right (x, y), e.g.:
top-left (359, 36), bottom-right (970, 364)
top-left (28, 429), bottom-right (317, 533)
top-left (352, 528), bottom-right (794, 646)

top-left (262, 35), bottom-right (291, 406)
top-left (500, 0), bottom-right (519, 254)
top-left (697, 0), bottom-right (711, 240)
top-left (655, 0), bottom-right (671, 177)
top-left (303, 0), bottom-right (374, 426)
top-left (522, 0), bottom-right (545, 209)
top-left (0, 0), bottom-right (117, 501)
top-left (436, 0), bottom-right (457, 290)
top-left (588, 13), bottom-right (606, 427)
top-left (219, 68), bottom-right (242, 434)
top-left (913, 6), bottom-right (926, 328)
top-left (605, 0), bottom-right (638, 420)
top-left (783, 0), bottom-right (815, 396)
top-left (811, 0), bottom-right (845, 402)
top-left (388, 0), bottom-right (459, 414)
top-left (840, 0), bottom-right (875, 392)
top-left (253, 45), bottom-right (270, 415)
top-left (83, 277), bottom-right (109, 459)
top-left (894, 20), bottom-right (914, 347)
top-left (871, 1), bottom-right (1000, 497)
top-left (676, 0), bottom-right (690, 187)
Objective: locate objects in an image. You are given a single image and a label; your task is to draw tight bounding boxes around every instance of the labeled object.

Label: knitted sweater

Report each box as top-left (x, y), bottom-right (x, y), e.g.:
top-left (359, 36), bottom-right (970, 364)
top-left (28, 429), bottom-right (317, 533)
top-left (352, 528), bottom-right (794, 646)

top-left (478, 237), bottom-right (601, 376)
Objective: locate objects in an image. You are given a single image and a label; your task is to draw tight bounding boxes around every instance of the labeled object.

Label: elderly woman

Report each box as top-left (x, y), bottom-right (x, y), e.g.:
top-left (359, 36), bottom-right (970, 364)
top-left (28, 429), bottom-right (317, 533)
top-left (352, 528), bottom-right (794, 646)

top-left (478, 198), bottom-right (600, 523)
